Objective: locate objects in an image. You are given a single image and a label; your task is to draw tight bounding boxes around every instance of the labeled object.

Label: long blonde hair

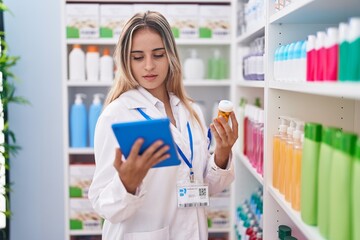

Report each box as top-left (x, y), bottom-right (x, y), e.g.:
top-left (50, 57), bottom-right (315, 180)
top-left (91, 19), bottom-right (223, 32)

top-left (105, 11), bottom-right (204, 130)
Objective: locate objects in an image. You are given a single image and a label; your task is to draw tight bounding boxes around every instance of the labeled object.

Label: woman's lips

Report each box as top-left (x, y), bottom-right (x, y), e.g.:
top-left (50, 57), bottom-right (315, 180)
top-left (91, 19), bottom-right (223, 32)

top-left (143, 75), bottom-right (157, 81)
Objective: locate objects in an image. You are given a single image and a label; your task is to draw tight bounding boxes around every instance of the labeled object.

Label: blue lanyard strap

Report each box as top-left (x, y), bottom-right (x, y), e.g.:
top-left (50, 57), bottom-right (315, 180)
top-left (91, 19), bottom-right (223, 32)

top-left (136, 108), bottom-right (194, 175)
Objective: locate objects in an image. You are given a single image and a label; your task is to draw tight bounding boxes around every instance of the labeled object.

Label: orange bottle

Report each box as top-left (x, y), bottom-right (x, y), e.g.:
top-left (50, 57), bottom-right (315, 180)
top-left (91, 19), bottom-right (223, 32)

top-left (273, 117), bottom-right (288, 189)
top-left (291, 132), bottom-right (304, 211)
top-left (280, 120), bottom-right (295, 195)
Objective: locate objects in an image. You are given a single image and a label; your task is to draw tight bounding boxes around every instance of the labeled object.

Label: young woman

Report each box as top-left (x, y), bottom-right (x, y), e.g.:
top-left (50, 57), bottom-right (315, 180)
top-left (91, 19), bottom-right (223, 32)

top-left (88, 11), bottom-right (238, 240)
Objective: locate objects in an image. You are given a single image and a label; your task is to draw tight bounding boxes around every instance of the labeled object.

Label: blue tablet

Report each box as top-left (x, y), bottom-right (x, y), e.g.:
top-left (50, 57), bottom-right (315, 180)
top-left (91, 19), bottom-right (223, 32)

top-left (111, 118), bottom-right (181, 168)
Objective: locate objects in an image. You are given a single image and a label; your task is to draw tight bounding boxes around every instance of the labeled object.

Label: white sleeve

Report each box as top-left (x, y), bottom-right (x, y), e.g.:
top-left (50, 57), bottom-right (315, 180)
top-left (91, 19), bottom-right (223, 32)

top-left (88, 113), bottom-right (146, 224)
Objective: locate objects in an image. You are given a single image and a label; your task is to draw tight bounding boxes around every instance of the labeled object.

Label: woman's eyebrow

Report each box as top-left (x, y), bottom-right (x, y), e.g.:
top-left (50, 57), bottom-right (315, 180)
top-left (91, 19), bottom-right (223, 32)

top-left (130, 48), bottom-right (165, 53)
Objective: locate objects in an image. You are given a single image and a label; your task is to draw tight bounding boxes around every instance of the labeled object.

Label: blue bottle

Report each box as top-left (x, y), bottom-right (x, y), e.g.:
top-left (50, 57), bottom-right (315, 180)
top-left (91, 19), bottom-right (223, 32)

top-left (70, 93), bottom-right (87, 147)
top-left (89, 93), bottom-right (104, 148)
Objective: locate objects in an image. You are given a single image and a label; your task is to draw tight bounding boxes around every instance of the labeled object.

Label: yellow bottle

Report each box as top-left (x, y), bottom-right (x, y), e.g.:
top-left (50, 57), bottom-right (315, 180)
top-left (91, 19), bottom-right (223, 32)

top-left (273, 117), bottom-right (288, 189)
top-left (217, 100), bottom-right (234, 122)
top-left (280, 119), bottom-right (295, 195)
top-left (292, 133), bottom-right (304, 211)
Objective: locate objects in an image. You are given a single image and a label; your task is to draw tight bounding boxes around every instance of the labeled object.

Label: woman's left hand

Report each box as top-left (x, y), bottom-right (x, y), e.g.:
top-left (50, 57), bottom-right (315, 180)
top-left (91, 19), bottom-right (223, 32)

top-left (210, 112), bottom-right (238, 169)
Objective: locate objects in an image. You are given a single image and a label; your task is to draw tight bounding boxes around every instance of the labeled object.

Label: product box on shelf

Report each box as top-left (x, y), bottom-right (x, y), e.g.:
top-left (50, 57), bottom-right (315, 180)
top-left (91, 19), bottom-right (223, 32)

top-left (66, 4), bottom-right (100, 39)
top-left (69, 164), bottom-right (95, 198)
top-left (166, 4), bottom-right (199, 39)
top-left (207, 197), bottom-right (230, 229)
top-left (100, 4), bottom-right (134, 39)
top-left (70, 199), bottom-right (103, 231)
top-left (199, 5), bottom-right (231, 39)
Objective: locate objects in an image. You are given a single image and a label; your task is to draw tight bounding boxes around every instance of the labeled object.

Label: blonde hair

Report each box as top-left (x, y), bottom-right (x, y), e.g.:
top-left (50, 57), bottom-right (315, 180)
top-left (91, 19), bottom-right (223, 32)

top-left (105, 11), bottom-right (204, 131)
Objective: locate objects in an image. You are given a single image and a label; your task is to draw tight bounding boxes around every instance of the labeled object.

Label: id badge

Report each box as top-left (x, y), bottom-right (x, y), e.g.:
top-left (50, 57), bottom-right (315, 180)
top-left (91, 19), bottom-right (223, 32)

top-left (177, 182), bottom-right (209, 208)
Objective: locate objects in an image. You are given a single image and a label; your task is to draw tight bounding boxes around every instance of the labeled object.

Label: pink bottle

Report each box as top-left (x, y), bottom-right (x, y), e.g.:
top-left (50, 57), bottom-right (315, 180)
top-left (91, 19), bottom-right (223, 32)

top-left (256, 110), bottom-right (264, 176)
top-left (315, 31), bottom-right (326, 81)
top-left (306, 35), bottom-right (316, 81)
top-left (325, 27), bottom-right (339, 81)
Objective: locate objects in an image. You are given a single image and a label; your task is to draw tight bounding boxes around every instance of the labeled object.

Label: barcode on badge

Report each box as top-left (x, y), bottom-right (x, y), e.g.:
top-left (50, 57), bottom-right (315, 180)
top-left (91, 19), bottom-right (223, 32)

top-left (178, 202), bottom-right (209, 207)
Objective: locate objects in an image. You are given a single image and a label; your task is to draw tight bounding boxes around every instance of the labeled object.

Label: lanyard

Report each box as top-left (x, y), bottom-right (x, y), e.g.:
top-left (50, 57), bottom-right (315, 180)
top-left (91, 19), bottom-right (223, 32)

top-left (136, 108), bottom-right (195, 181)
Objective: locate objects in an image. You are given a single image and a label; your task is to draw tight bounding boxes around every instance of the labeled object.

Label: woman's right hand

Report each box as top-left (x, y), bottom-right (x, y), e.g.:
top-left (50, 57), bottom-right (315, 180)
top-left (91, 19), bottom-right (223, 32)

top-left (113, 139), bottom-right (170, 194)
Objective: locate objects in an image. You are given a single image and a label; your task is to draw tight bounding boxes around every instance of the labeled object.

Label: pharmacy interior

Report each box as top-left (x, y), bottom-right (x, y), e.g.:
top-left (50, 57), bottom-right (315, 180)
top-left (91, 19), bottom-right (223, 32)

top-left (63, 0), bottom-right (360, 240)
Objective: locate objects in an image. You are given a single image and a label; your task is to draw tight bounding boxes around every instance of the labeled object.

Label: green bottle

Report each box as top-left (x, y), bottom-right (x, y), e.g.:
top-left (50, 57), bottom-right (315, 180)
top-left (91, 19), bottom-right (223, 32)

top-left (338, 22), bottom-right (349, 81)
top-left (278, 225), bottom-right (291, 240)
top-left (348, 17), bottom-right (360, 81)
top-left (329, 131), bottom-right (357, 240)
top-left (353, 138), bottom-right (360, 240)
top-left (301, 122), bottom-right (322, 225)
top-left (317, 127), bottom-right (341, 238)
top-left (284, 237), bottom-right (297, 240)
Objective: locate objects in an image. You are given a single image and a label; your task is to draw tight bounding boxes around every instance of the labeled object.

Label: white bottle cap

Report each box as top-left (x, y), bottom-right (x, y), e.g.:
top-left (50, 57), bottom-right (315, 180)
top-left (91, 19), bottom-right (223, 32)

top-left (325, 27), bottom-right (339, 48)
top-left (190, 49), bottom-right (198, 58)
top-left (75, 93), bottom-right (86, 104)
top-left (218, 100), bottom-right (234, 112)
top-left (306, 35), bottom-right (316, 52)
top-left (316, 31), bottom-right (326, 50)
top-left (279, 116), bottom-right (289, 133)
top-left (339, 22), bottom-right (349, 43)
top-left (214, 49), bottom-right (221, 59)
top-left (93, 93), bottom-right (104, 105)
top-left (293, 121), bottom-right (304, 140)
top-left (349, 17), bottom-right (360, 42)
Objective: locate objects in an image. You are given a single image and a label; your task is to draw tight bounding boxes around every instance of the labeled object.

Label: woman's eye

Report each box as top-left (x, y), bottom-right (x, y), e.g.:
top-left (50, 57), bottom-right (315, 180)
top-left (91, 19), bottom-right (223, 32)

top-left (132, 56), bottom-right (143, 61)
top-left (154, 54), bottom-right (165, 58)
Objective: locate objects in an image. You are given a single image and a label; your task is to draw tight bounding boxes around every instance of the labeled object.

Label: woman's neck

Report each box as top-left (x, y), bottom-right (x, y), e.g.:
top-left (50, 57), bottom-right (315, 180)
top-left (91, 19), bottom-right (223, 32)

top-left (149, 87), bottom-right (169, 105)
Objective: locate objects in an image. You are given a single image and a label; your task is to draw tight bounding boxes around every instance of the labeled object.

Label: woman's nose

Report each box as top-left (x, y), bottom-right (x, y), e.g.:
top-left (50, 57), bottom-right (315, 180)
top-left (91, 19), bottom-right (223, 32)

top-left (144, 57), bottom-right (155, 71)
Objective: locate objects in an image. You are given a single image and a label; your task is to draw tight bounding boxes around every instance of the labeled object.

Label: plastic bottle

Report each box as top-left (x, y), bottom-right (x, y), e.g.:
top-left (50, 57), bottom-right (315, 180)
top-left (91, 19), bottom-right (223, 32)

top-left (315, 31), bottom-right (326, 81)
top-left (273, 117), bottom-right (288, 189)
top-left (329, 132), bottom-right (357, 240)
top-left (244, 104), bottom-right (250, 156)
top-left (285, 119), bottom-right (297, 201)
top-left (274, 46), bottom-right (280, 81)
top-left (292, 41), bottom-right (303, 82)
top-left (282, 44), bottom-right (290, 81)
top-left (70, 94), bottom-right (87, 147)
top-left (184, 49), bottom-right (205, 80)
top-left (69, 44), bottom-right (85, 81)
top-left (300, 41), bottom-right (307, 82)
top-left (338, 23), bottom-right (350, 81)
top-left (89, 94), bottom-right (104, 148)
top-left (317, 126), bottom-right (341, 238)
top-left (324, 28), bottom-right (339, 81)
top-left (353, 138), bottom-right (360, 240)
top-left (256, 110), bottom-right (264, 176)
top-left (348, 17), bottom-right (360, 81)
top-left (100, 48), bottom-right (114, 82)
top-left (291, 130), bottom-right (303, 211)
top-left (306, 35), bottom-right (316, 81)
top-left (300, 122), bottom-right (322, 225)
top-left (86, 45), bottom-right (100, 82)
top-left (283, 237), bottom-right (297, 240)
top-left (208, 49), bottom-right (226, 80)
top-left (217, 100), bottom-right (234, 122)
top-left (278, 225), bottom-right (291, 240)
top-left (276, 45), bottom-right (285, 81)
top-left (286, 42), bottom-right (296, 82)
top-left (237, 98), bottom-right (247, 154)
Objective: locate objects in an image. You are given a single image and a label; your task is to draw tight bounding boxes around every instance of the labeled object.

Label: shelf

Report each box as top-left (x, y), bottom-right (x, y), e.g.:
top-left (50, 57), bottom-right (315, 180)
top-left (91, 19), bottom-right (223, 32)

top-left (68, 148), bottom-right (94, 155)
top-left (268, 186), bottom-right (326, 240)
top-left (66, 38), bottom-right (231, 46)
top-left (236, 80), bottom-right (265, 88)
top-left (237, 152), bottom-right (264, 185)
top-left (184, 80), bottom-right (231, 86)
top-left (236, 21), bottom-right (265, 45)
top-left (270, 0), bottom-right (360, 24)
top-left (269, 81), bottom-right (360, 100)
top-left (208, 228), bottom-right (231, 233)
top-left (67, 81), bottom-right (112, 87)
top-left (66, 0), bottom-right (231, 3)
top-left (70, 230), bottom-right (102, 236)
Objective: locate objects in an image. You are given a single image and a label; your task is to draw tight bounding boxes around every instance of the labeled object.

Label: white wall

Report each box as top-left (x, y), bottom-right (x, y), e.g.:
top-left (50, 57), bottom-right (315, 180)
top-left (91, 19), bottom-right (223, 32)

top-left (4, 0), bottom-right (65, 239)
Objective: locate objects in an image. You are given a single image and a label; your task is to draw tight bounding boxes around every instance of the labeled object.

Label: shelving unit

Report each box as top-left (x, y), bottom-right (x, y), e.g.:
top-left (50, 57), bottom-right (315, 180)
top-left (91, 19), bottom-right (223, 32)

top-left (232, 0), bottom-right (360, 239)
top-left (61, 1), bottom-right (234, 240)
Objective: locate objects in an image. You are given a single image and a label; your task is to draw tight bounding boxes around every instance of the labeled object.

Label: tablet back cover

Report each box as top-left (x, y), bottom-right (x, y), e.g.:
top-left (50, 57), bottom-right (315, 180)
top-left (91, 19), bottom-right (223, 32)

top-left (111, 118), bottom-right (181, 168)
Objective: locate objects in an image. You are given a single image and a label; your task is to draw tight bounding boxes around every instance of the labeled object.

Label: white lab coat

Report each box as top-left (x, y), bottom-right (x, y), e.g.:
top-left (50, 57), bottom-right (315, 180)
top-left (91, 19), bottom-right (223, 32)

top-left (88, 87), bottom-right (234, 240)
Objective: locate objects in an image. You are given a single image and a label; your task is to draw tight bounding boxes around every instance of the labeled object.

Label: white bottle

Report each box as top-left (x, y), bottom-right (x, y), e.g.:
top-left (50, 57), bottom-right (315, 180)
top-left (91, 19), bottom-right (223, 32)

top-left (86, 45), bottom-right (100, 82)
top-left (100, 48), bottom-right (114, 82)
top-left (69, 44), bottom-right (85, 81)
top-left (183, 49), bottom-right (204, 81)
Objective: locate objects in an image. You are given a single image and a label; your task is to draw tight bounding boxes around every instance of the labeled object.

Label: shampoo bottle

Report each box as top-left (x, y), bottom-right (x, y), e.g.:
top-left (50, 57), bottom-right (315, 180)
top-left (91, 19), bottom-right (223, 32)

top-left (306, 35), bottom-right (316, 81)
top-left (100, 48), bottom-right (114, 82)
top-left (184, 49), bottom-right (204, 80)
top-left (329, 132), bottom-right (357, 240)
top-left (317, 127), bottom-right (341, 238)
top-left (301, 122), bottom-right (322, 225)
top-left (315, 31), bottom-right (326, 81)
top-left (208, 49), bottom-right (226, 80)
top-left (69, 44), bottom-right (85, 81)
top-left (338, 23), bottom-right (350, 81)
top-left (70, 94), bottom-right (87, 147)
top-left (324, 28), bottom-right (339, 81)
top-left (300, 41), bottom-right (307, 82)
top-left (86, 45), bottom-right (100, 82)
top-left (273, 117), bottom-right (288, 189)
top-left (293, 41), bottom-right (303, 82)
top-left (284, 119), bottom-right (296, 201)
top-left (348, 17), bottom-right (360, 81)
top-left (352, 138), bottom-right (360, 240)
top-left (291, 127), bottom-right (303, 211)
top-left (89, 94), bottom-right (104, 148)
